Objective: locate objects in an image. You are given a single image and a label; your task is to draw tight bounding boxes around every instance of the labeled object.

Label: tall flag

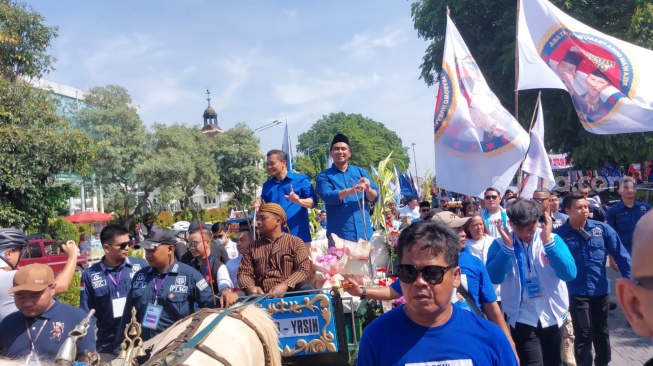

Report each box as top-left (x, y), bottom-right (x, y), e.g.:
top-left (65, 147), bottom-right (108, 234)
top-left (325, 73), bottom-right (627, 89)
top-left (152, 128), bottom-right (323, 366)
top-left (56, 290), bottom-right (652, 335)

top-left (518, 0), bottom-right (653, 134)
top-left (433, 15), bottom-right (529, 198)
top-left (281, 121), bottom-right (294, 171)
top-left (520, 95), bottom-right (555, 198)
top-left (392, 165), bottom-right (401, 204)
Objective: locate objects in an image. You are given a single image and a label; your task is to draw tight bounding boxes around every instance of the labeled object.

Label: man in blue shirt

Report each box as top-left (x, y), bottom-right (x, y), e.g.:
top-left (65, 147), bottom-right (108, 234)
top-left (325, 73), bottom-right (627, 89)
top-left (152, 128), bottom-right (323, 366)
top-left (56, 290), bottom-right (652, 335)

top-left (0, 264), bottom-right (96, 363)
top-left (114, 227), bottom-right (215, 353)
top-left (254, 149), bottom-right (317, 243)
top-left (316, 133), bottom-right (378, 241)
top-left (554, 193), bottom-right (631, 366)
top-left (606, 176), bottom-right (652, 254)
top-left (81, 224), bottom-right (147, 361)
top-left (356, 221), bottom-right (517, 365)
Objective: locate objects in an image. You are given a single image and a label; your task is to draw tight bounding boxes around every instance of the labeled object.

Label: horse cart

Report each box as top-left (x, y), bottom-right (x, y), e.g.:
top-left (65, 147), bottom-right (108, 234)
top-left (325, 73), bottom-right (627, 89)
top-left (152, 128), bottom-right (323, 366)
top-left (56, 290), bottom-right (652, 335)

top-left (52, 289), bottom-right (371, 366)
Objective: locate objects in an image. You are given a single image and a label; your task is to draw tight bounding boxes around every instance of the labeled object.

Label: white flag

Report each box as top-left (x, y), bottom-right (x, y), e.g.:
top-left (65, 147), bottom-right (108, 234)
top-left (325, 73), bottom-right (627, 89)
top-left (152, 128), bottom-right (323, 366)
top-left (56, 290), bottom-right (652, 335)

top-left (434, 15), bottom-right (529, 198)
top-left (518, 0), bottom-right (653, 134)
top-left (520, 96), bottom-right (555, 199)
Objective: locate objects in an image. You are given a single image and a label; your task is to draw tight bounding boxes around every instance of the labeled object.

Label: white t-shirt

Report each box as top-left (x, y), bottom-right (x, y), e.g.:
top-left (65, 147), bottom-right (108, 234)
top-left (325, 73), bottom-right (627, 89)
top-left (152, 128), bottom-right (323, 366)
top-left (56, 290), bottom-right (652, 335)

top-left (224, 240), bottom-right (239, 260)
top-left (486, 211), bottom-right (508, 238)
top-left (0, 269), bottom-right (17, 323)
top-left (398, 205), bottom-right (419, 218)
top-left (466, 234), bottom-right (496, 263)
top-left (226, 255), bottom-right (242, 290)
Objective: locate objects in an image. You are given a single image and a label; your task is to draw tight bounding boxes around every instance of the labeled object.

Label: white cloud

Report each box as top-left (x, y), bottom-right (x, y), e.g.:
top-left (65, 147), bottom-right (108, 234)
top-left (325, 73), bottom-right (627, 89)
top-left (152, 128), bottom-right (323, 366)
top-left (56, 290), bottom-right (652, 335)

top-left (82, 33), bottom-right (166, 78)
top-left (284, 9), bottom-right (297, 19)
top-left (341, 27), bottom-right (406, 59)
top-left (272, 71), bottom-right (380, 105)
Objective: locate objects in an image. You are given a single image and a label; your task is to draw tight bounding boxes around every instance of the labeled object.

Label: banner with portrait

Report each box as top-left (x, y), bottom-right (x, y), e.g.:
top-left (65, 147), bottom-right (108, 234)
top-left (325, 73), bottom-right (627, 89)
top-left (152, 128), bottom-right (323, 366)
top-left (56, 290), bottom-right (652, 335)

top-left (518, 0), bottom-right (653, 134)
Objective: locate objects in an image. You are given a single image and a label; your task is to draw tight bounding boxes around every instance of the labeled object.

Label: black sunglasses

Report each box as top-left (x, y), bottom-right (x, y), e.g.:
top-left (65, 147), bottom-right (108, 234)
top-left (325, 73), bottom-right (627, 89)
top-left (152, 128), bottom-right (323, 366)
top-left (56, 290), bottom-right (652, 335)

top-left (189, 241), bottom-right (205, 248)
top-left (114, 241), bottom-right (131, 250)
top-left (420, 208), bottom-right (431, 212)
top-left (484, 195), bottom-right (499, 200)
top-left (634, 276), bottom-right (653, 290)
top-left (532, 198), bottom-right (547, 203)
top-left (397, 264), bottom-right (454, 285)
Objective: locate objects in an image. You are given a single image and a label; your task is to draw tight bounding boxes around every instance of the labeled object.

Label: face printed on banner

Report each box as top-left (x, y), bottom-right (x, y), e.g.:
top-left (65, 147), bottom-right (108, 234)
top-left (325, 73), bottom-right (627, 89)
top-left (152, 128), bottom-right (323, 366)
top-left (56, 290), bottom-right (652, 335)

top-left (585, 73), bottom-right (610, 100)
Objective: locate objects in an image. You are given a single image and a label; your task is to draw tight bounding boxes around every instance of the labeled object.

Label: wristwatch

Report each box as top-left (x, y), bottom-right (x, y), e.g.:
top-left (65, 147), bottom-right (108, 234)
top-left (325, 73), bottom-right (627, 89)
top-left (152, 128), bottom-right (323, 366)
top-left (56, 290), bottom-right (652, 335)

top-left (360, 286), bottom-right (367, 300)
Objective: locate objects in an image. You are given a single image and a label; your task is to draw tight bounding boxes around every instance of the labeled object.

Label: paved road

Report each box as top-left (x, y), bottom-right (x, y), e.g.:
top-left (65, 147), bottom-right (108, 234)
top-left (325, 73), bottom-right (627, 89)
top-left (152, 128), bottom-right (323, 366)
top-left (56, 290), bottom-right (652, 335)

top-left (607, 267), bottom-right (652, 365)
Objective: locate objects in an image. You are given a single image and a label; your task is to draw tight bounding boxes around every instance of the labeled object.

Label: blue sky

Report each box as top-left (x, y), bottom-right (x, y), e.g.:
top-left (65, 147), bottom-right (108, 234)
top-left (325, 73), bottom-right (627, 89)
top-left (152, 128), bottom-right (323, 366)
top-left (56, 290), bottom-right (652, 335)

top-left (29, 1), bottom-right (437, 177)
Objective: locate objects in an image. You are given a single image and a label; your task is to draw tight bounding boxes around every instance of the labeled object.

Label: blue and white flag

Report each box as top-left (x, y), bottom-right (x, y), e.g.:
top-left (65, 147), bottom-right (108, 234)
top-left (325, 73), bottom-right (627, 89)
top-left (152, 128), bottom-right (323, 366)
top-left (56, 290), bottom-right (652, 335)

top-left (518, 0), bottom-right (653, 134)
top-left (281, 122), bottom-right (294, 171)
top-left (433, 15), bottom-right (529, 198)
top-left (392, 165), bottom-right (401, 204)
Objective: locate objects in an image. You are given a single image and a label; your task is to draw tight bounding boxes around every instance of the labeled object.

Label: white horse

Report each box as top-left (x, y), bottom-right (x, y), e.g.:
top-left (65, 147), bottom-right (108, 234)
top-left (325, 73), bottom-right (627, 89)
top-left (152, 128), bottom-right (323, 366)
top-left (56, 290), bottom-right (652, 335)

top-left (139, 305), bottom-right (282, 366)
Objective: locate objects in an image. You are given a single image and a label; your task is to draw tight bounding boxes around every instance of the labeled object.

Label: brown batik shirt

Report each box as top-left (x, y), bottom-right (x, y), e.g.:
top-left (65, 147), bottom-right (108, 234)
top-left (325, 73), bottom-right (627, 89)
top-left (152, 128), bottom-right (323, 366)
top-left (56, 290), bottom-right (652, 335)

top-left (237, 232), bottom-right (311, 293)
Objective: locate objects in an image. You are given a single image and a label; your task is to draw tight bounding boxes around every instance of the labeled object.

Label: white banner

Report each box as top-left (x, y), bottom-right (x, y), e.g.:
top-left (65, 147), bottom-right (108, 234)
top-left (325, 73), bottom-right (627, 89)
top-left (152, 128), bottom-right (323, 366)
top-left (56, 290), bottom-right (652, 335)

top-left (521, 96), bottom-right (555, 198)
top-left (548, 153), bottom-right (572, 169)
top-left (433, 15), bottom-right (529, 198)
top-left (518, 0), bottom-right (653, 134)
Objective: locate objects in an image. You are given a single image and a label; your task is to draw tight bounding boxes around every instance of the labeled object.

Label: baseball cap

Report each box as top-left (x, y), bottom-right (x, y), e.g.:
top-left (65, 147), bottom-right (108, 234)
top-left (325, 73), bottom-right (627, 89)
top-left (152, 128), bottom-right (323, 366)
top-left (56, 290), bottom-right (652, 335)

top-left (9, 263), bottom-right (55, 293)
top-left (431, 211), bottom-right (471, 228)
top-left (134, 227), bottom-right (176, 250)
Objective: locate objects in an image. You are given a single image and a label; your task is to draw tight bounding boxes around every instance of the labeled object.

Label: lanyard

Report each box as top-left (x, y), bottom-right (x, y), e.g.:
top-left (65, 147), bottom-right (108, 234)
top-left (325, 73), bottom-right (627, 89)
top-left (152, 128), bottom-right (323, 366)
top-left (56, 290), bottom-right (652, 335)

top-left (515, 234), bottom-right (534, 275)
top-left (202, 255), bottom-right (214, 276)
top-left (106, 267), bottom-right (125, 297)
top-left (152, 273), bottom-right (169, 306)
top-left (25, 318), bottom-right (49, 359)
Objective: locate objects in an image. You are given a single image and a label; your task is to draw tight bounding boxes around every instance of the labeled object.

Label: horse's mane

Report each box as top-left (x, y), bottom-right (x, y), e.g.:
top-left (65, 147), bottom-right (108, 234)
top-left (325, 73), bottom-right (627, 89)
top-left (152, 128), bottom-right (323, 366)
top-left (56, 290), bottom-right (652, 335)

top-left (239, 305), bottom-right (282, 366)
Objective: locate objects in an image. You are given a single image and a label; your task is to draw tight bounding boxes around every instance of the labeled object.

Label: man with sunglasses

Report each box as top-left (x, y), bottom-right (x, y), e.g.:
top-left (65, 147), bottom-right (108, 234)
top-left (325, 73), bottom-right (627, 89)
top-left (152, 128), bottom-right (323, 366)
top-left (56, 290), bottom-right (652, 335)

top-left (616, 210), bottom-right (653, 366)
top-left (487, 198), bottom-right (577, 366)
top-left (80, 224), bottom-right (147, 361)
top-left (482, 187), bottom-right (509, 238)
top-left (186, 221), bottom-right (238, 308)
top-left (357, 221), bottom-right (517, 365)
top-left (411, 201), bottom-right (432, 223)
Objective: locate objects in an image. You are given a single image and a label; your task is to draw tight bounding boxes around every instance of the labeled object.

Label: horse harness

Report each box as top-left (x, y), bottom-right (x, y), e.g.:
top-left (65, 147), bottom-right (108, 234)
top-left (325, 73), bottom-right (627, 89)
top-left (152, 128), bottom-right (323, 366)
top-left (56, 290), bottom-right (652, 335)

top-left (145, 308), bottom-right (274, 366)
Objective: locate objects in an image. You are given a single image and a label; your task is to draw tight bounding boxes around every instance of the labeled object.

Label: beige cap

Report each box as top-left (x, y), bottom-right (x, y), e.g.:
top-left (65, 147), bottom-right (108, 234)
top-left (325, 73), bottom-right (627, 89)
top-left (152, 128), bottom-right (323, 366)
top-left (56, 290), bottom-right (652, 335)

top-left (431, 211), bottom-right (471, 228)
top-left (9, 263), bottom-right (55, 293)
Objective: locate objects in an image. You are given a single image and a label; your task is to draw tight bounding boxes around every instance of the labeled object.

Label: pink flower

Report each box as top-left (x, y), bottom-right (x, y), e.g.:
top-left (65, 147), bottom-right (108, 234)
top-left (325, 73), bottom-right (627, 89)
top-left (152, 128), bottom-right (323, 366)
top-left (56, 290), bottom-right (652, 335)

top-left (336, 250), bottom-right (344, 258)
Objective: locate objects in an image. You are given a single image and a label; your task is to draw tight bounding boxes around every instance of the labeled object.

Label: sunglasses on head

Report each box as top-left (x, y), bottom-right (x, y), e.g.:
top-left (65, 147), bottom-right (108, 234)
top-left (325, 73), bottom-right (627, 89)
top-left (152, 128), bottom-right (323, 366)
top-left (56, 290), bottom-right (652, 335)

top-left (485, 195), bottom-right (499, 200)
top-left (114, 241), bottom-right (131, 250)
top-left (396, 264), bottom-right (454, 285)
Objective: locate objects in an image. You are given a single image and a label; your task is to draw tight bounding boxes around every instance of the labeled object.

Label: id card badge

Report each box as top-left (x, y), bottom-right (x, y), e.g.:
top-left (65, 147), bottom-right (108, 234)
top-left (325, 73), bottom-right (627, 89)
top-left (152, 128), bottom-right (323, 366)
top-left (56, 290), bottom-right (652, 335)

top-left (142, 304), bottom-right (163, 329)
top-left (526, 277), bottom-right (543, 298)
top-left (112, 297), bottom-right (127, 318)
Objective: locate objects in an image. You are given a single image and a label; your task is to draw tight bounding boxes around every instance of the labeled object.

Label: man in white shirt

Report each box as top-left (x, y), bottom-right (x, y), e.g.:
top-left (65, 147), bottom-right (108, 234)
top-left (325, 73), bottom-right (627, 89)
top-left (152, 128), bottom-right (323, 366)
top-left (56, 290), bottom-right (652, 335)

top-left (226, 228), bottom-right (252, 295)
top-left (398, 197), bottom-right (420, 219)
top-left (481, 187), bottom-right (509, 238)
top-left (211, 222), bottom-right (239, 260)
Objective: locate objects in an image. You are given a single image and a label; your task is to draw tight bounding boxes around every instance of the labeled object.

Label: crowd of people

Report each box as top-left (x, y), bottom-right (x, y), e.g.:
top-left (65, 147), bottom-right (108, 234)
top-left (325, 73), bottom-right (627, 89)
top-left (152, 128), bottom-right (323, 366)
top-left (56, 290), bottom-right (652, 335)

top-left (0, 132), bottom-right (651, 366)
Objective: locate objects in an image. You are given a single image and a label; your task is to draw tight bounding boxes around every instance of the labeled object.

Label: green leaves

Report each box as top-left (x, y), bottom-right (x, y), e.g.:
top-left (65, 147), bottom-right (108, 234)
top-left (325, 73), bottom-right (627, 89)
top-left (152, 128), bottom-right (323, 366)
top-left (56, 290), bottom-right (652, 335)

top-left (296, 112), bottom-right (410, 171)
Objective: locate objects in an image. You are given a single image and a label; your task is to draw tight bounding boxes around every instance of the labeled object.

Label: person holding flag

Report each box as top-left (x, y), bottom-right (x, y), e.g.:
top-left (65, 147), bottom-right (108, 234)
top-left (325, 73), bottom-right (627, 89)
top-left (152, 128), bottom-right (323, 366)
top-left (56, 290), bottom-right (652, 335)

top-left (253, 150), bottom-right (317, 244)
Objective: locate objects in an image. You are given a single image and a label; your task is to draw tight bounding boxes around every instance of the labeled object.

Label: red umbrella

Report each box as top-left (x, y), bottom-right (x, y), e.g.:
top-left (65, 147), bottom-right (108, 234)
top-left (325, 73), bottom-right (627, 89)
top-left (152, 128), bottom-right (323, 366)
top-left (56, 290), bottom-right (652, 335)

top-left (65, 211), bottom-right (115, 223)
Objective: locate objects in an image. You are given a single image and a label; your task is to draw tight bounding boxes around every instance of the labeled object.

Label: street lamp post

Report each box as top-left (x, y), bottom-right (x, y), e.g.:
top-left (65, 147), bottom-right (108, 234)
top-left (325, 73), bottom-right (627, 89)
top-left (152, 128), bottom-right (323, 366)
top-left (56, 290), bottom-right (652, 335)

top-left (411, 142), bottom-right (418, 182)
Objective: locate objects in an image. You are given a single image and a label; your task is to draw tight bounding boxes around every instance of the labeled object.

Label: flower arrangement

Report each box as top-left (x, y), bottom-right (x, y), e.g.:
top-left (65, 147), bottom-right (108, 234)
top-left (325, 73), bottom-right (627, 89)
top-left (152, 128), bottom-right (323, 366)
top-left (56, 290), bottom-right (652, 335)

top-left (385, 230), bottom-right (400, 253)
top-left (312, 246), bottom-right (350, 289)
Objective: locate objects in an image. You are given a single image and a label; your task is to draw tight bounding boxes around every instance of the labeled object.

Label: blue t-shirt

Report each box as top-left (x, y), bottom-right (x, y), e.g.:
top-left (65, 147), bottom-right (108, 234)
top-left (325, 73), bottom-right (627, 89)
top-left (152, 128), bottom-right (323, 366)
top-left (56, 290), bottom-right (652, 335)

top-left (316, 164), bottom-right (378, 241)
top-left (606, 200), bottom-right (652, 253)
top-left (357, 305), bottom-right (517, 366)
top-left (390, 250), bottom-right (497, 310)
top-left (80, 256), bottom-right (148, 353)
top-left (0, 299), bottom-right (96, 361)
top-left (261, 171), bottom-right (317, 242)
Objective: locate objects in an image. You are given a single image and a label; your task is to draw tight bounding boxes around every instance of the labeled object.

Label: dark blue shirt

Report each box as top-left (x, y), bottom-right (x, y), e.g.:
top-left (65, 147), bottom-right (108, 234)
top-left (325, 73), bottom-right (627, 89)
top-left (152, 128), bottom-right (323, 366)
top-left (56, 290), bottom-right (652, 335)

top-left (80, 256), bottom-right (147, 353)
top-left (261, 171), bottom-right (317, 242)
top-left (390, 250), bottom-right (497, 310)
top-left (553, 219), bottom-right (631, 296)
top-left (316, 164), bottom-right (378, 241)
top-left (605, 200), bottom-right (651, 253)
top-left (114, 261), bottom-right (215, 353)
top-left (0, 299), bottom-right (96, 361)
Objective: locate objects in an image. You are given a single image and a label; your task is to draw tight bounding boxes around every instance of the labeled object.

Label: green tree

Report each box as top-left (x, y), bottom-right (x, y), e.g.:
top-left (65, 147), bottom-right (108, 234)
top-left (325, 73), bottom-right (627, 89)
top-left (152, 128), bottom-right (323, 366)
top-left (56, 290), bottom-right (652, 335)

top-left (141, 123), bottom-right (220, 209)
top-left (48, 217), bottom-right (80, 243)
top-left (76, 85), bottom-right (154, 228)
top-left (296, 112), bottom-right (410, 171)
top-left (294, 154), bottom-right (318, 184)
top-left (0, 0), bottom-right (58, 81)
top-left (411, 0), bottom-right (653, 169)
top-left (213, 123), bottom-right (265, 206)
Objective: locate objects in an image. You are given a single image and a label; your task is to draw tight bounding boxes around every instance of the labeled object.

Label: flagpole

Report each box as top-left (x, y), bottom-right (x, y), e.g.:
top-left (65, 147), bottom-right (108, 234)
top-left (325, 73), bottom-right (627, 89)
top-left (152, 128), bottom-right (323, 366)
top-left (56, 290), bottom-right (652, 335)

top-left (516, 92), bottom-right (542, 196)
top-left (514, 0), bottom-right (520, 121)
